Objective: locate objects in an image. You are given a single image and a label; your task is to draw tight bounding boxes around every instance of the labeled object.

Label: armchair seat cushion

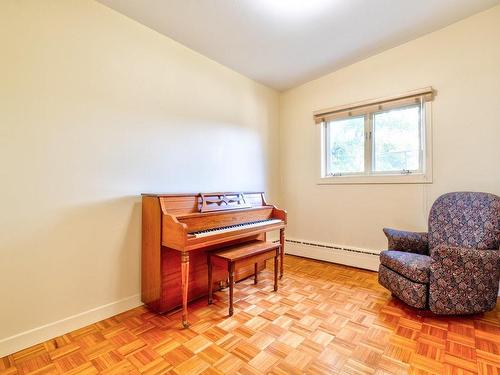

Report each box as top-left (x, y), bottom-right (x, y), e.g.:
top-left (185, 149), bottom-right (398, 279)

top-left (380, 250), bottom-right (431, 283)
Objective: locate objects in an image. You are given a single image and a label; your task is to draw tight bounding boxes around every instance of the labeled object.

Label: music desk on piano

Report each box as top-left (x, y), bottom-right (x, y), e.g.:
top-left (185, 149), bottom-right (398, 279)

top-left (141, 192), bottom-right (287, 328)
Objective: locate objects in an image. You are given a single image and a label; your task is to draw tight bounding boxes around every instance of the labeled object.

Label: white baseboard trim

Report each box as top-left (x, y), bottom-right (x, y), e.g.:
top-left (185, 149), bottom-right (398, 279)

top-left (0, 294), bottom-right (142, 357)
top-left (285, 239), bottom-right (500, 296)
top-left (285, 238), bottom-right (380, 271)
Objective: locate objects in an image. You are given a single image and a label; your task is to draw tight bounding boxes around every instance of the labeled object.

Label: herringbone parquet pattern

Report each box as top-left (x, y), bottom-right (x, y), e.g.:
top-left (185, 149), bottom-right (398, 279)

top-left (1, 255), bottom-right (499, 375)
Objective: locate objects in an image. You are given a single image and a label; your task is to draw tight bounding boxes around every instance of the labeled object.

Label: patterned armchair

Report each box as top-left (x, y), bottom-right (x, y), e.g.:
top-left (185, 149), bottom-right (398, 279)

top-left (378, 192), bottom-right (500, 314)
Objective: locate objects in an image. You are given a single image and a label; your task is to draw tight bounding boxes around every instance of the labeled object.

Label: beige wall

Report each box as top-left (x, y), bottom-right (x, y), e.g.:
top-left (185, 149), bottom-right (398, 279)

top-left (0, 0), bottom-right (279, 346)
top-left (279, 6), bottom-right (500, 252)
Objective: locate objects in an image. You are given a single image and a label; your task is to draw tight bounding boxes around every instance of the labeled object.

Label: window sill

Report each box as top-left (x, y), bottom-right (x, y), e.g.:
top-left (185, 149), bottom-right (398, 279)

top-left (317, 173), bottom-right (432, 185)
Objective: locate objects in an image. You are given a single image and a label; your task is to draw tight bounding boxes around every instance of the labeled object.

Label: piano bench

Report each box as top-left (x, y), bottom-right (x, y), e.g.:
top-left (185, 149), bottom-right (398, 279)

top-left (207, 240), bottom-right (280, 316)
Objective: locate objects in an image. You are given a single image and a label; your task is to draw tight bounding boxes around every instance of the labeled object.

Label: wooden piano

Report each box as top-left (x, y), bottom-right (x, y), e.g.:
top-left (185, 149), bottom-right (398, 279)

top-left (141, 192), bottom-right (286, 327)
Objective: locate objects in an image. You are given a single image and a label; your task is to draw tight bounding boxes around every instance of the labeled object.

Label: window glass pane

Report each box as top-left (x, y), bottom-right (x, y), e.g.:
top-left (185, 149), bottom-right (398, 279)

top-left (327, 116), bottom-right (365, 174)
top-left (373, 105), bottom-right (421, 172)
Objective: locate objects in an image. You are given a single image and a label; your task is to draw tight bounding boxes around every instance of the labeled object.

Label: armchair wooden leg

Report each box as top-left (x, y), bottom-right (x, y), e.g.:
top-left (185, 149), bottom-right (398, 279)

top-left (228, 262), bottom-right (235, 316)
top-left (208, 254), bottom-right (213, 305)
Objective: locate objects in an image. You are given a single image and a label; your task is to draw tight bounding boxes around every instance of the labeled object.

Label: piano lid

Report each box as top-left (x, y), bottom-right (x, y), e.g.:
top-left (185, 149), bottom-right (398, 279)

top-left (141, 191), bottom-right (264, 197)
top-left (145, 192), bottom-right (269, 216)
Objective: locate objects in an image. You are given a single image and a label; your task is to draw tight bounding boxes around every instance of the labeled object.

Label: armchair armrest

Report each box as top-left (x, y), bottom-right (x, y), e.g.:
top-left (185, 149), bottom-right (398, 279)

top-left (383, 228), bottom-right (429, 254)
top-left (429, 245), bottom-right (500, 314)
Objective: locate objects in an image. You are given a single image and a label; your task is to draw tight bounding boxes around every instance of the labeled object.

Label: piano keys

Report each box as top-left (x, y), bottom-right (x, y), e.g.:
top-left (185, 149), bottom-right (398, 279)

top-left (190, 219), bottom-right (283, 238)
top-left (141, 192), bottom-right (287, 327)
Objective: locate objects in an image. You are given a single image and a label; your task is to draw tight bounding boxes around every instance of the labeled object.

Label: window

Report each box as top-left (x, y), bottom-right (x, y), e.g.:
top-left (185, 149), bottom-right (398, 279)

top-left (326, 116), bottom-right (365, 174)
top-left (372, 105), bottom-right (421, 173)
top-left (315, 88), bottom-right (434, 184)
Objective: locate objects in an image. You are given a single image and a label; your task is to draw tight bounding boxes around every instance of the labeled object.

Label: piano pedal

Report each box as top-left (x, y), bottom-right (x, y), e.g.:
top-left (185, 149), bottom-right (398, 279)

top-left (218, 279), bottom-right (229, 290)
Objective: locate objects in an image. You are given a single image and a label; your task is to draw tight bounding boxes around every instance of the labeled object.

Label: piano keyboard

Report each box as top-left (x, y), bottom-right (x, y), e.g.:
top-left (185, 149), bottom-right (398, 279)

top-left (191, 219), bottom-right (283, 238)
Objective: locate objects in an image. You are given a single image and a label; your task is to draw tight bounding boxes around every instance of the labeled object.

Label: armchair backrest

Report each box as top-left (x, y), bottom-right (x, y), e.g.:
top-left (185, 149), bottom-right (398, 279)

top-left (428, 192), bottom-right (500, 250)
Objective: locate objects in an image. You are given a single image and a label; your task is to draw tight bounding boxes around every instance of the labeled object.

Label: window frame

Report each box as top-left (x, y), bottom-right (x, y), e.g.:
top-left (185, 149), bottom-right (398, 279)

top-left (318, 100), bottom-right (432, 185)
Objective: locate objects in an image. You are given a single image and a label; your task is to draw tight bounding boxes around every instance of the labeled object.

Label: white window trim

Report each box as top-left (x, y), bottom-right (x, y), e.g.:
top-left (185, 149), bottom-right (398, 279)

top-left (317, 101), bottom-right (433, 185)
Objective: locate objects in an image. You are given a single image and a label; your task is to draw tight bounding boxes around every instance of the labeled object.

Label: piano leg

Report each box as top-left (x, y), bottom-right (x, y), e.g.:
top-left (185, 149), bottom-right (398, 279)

top-left (279, 228), bottom-right (285, 279)
top-left (181, 251), bottom-right (189, 328)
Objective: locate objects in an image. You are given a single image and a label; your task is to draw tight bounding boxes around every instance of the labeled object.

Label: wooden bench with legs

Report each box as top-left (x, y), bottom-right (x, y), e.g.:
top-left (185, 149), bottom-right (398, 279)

top-left (208, 240), bottom-right (280, 316)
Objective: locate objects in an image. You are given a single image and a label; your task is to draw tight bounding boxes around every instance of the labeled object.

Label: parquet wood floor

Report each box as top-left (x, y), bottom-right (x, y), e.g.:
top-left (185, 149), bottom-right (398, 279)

top-left (1, 255), bottom-right (499, 375)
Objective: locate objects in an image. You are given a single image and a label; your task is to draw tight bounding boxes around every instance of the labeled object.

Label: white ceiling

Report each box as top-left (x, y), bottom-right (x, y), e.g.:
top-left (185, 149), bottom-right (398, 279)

top-left (97, 0), bottom-right (500, 91)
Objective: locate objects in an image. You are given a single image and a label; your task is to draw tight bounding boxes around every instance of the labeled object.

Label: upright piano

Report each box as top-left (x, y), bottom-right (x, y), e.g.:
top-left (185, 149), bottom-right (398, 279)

top-left (141, 192), bottom-right (286, 327)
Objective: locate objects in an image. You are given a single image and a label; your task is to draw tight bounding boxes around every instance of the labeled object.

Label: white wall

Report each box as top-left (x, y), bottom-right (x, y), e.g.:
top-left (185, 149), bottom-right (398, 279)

top-left (279, 6), bottom-right (500, 252)
top-left (0, 0), bottom-right (279, 353)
